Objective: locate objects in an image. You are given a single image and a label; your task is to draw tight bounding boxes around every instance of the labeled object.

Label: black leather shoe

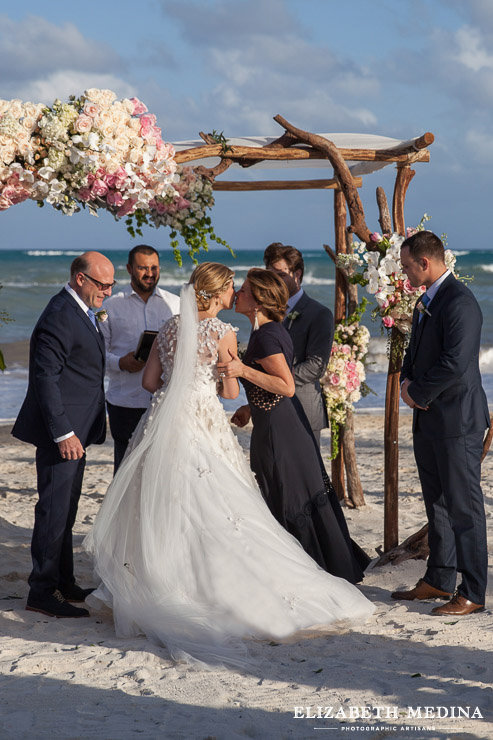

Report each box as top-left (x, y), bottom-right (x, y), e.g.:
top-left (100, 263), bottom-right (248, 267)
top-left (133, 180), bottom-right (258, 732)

top-left (59, 584), bottom-right (95, 603)
top-left (26, 590), bottom-right (90, 618)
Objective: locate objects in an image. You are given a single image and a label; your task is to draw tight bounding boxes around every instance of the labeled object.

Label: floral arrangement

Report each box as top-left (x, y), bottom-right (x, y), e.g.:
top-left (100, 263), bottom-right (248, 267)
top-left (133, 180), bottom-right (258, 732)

top-left (0, 90), bottom-right (176, 218)
top-left (126, 164), bottom-right (231, 265)
top-left (320, 301), bottom-right (371, 458)
top-left (337, 216), bottom-right (457, 337)
top-left (0, 91), bottom-right (228, 263)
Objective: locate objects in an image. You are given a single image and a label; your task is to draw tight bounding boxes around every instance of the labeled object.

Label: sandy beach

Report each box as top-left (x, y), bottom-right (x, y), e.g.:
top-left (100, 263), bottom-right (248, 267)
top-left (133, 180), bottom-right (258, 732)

top-left (1, 412), bottom-right (492, 740)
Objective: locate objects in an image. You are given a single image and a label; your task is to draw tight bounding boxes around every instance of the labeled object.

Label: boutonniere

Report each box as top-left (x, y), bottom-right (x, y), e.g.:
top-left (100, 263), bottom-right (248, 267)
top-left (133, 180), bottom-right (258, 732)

top-left (416, 302), bottom-right (431, 319)
top-left (95, 310), bottom-right (108, 323)
top-left (287, 310), bottom-right (301, 329)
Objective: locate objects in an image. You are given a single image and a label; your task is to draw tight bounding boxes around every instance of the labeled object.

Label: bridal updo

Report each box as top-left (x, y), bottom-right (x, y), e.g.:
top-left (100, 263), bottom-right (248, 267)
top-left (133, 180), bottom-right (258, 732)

top-left (189, 262), bottom-right (235, 311)
top-left (246, 268), bottom-right (289, 322)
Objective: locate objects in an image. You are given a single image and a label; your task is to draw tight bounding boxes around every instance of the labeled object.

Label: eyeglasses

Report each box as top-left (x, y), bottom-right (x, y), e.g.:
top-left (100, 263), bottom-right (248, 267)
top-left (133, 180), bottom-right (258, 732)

top-left (82, 273), bottom-right (117, 291)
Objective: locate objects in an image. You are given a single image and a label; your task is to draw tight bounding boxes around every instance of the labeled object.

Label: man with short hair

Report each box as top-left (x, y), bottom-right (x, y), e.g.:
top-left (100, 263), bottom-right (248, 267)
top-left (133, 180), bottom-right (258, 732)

top-left (101, 245), bottom-right (179, 472)
top-left (392, 230), bottom-right (489, 616)
top-left (264, 243), bottom-right (334, 445)
top-left (13, 251), bottom-right (115, 618)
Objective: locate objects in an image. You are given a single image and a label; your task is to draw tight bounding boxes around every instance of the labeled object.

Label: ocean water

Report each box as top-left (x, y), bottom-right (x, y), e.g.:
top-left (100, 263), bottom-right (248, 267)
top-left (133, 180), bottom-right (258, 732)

top-left (1, 247), bottom-right (493, 420)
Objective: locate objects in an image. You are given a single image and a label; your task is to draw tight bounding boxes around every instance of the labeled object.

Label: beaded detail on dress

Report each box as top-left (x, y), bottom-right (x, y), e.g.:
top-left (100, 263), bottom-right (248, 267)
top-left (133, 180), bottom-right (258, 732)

top-left (247, 385), bottom-right (284, 410)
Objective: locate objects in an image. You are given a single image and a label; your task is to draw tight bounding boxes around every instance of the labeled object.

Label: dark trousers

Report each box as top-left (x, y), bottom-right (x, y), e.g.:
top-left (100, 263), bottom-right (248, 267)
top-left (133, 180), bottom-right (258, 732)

top-left (29, 445), bottom-right (86, 598)
top-left (414, 430), bottom-right (488, 604)
top-left (107, 402), bottom-right (147, 474)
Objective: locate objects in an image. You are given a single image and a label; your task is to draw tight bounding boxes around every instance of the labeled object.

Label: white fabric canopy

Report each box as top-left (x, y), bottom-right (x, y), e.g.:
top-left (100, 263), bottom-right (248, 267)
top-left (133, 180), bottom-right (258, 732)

top-left (172, 133), bottom-right (422, 177)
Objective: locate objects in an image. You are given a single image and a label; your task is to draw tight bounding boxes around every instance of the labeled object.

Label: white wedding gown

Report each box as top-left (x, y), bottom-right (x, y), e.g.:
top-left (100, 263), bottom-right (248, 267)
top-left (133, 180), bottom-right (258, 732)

top-left (84, 285), bottom-right (374, 667)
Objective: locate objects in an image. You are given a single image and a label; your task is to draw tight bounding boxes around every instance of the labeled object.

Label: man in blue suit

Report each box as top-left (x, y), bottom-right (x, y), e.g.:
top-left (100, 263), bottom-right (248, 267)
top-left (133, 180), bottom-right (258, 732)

top-left (12, 251), bottom-right (115, 618)
top-left (392, 231), bottom-right (489, 616)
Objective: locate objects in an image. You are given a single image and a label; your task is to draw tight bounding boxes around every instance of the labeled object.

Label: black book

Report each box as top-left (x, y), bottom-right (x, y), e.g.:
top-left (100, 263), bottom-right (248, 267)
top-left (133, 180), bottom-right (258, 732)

top-left (134, 330), bottom-right (158, 362)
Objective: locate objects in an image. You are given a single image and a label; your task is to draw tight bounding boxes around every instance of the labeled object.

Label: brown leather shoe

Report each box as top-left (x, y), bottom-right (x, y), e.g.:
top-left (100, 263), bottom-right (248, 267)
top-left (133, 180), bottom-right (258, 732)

top-left (431, 593), bottom-right (485, 616)
top-left (391, 578), bottom-right (452, 601)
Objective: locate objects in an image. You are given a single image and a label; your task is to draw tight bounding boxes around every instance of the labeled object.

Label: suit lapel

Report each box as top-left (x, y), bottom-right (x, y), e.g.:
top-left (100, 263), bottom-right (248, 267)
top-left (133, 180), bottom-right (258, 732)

top-left (410, 274), bottom-right (455, 361)
top-left (284, 292), bottom-right (310, 329)
top-left (61, 290), bottom-right (106, 359)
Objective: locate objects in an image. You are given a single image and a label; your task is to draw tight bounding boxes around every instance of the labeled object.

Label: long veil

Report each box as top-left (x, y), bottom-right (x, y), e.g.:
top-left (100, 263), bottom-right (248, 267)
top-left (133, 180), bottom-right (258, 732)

top-left (84, 284), bottom-right (248, 667)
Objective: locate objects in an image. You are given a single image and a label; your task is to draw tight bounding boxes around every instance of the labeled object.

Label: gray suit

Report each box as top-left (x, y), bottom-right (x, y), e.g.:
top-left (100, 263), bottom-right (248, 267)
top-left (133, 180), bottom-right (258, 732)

top-left (283, 292), bottom-right (334, 441)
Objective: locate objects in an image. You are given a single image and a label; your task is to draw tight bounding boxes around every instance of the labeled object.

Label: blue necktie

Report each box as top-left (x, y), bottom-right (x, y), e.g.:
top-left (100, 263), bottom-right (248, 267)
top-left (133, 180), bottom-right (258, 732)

top-left (87, 309), bottom-right (98, 329)
top-left (418, 293), bottom-right (430, 323)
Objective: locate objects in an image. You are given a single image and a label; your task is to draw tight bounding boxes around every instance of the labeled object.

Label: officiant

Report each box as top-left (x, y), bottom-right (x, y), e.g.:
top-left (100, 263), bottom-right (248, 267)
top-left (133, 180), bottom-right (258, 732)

top-left (101, 245), bottom-right (180, 473)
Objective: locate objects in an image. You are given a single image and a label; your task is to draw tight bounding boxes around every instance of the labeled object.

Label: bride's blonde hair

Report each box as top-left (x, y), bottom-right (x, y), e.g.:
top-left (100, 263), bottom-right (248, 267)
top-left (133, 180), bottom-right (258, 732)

top-left (189, 262), bottom-right (235, 311)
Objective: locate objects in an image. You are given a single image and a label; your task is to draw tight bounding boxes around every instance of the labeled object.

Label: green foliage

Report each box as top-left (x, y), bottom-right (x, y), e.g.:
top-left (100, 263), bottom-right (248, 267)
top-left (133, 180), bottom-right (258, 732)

top-left (207, 130), bottom-right (233, 154)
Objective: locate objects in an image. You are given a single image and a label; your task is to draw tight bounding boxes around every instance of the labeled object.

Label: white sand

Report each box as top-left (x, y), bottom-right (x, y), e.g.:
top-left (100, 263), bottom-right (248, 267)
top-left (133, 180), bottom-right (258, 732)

top-left (0, 414), bottom-right (492, 740)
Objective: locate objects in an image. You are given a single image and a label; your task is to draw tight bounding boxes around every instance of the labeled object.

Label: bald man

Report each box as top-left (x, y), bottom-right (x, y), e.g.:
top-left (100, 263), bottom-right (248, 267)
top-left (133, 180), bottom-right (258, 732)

top-left (13, 252), bottom-right (115, 618)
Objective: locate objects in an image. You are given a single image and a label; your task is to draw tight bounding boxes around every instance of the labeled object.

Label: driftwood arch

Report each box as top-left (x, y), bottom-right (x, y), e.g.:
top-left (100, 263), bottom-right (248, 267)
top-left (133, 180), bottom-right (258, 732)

top-left (174, 117), bottom-right (435, 552)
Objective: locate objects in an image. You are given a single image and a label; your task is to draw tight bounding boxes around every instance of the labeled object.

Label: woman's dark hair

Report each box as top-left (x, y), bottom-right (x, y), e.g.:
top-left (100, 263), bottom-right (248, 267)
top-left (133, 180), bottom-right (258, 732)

top-left (246, 268), bottom-right (289, 322)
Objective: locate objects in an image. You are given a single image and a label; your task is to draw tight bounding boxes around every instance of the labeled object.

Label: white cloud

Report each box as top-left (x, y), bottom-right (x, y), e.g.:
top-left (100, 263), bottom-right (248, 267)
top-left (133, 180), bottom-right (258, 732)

top-left (465, 128), bottom-right (493, 163)
top-left (0, 15), bottom-right (122, 83)
top-left (10, 71), bottom-right (136, 106)
top-left (455, 26), bottom-right (493, 71)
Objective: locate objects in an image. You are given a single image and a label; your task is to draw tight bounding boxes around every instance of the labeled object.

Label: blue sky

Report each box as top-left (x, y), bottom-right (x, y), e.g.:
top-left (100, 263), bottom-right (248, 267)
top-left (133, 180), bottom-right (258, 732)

top-left (1, 0), bottom-right (492, 257)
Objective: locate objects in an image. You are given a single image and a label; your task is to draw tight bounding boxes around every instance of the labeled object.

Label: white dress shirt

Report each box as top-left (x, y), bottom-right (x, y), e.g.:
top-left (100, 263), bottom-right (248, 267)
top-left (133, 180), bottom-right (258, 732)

top-left (100, 284), bottom-right (180, 408)
top-left (287, 288), bottom-right (304, 313)
top-left (423, 269), bottom-right (451, 305)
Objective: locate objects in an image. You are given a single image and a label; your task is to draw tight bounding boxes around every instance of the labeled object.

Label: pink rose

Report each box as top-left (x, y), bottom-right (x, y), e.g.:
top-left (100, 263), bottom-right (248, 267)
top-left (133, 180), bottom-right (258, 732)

top-left (382, 316), bottom-right (394, 328)
top-left (103, 173), bottom-right (117, 188)
top-left (139, 113), bottom-right (156, 136)
top-left (78, 187), bottom-right (93, 201)
top-left (107, 191), bottom-right (124, 207)
top-left (403, 278), bottom-right (417, 295)
top-left (175, 196), bottom-right (191, 210)
top-left (346, 380), bottom-right (355, 392)
top-left (330, 373), bottom-right (341, 386)
top-left (370, 231), bottom-right (382, 242)
top-left (91, 179), bottom-right (109, 197)
top-left (346, 361), bottom-right (356, 372)
top-left (117, 197), bottom-right (137, 217)
top-left (341, 344), bottom-right (351, 355)
top-left (130, 97), bottom-right (148, 116)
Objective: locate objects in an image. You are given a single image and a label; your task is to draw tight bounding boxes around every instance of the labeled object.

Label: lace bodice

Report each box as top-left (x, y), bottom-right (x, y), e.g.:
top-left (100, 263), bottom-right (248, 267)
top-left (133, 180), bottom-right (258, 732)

top-left (156, 315), bottom-right (238, 388)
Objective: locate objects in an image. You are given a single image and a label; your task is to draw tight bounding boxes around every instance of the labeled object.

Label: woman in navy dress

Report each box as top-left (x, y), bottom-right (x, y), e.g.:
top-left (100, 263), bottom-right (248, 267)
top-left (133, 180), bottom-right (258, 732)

top-left (219, 268), bottom-right (370, 585)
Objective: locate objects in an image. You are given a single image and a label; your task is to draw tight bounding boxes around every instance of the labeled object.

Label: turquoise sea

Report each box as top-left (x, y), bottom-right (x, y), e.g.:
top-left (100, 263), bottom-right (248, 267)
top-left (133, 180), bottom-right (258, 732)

top-left (1, 247), bottom-right (493, 420)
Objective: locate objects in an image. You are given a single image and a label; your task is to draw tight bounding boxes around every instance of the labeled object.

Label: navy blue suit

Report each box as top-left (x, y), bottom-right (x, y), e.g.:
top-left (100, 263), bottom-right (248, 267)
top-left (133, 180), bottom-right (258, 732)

top-left (401, 273), bottom-right (489, 604)
top-left (12, 289), bottom-right (106, 597)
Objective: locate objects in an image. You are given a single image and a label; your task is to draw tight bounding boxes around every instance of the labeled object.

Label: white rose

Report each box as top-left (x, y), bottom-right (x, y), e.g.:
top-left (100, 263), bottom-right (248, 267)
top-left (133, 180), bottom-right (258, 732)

top-left (73, 115), bottom-right (93, 134)
top-left (85, 88), bottom-right (117, 108)
top-left (114, 134), bottom-right (130, 152)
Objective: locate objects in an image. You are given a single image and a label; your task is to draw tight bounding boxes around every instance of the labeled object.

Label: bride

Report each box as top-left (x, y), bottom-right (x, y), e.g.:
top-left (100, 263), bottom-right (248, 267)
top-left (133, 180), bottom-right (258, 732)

top-left (84, 262), bottom-right (374, 667)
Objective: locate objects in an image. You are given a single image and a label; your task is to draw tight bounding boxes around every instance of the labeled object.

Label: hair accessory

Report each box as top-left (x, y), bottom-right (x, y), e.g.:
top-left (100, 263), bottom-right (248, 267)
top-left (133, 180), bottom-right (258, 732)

top-left (197, 289), bottom-right (212, 299)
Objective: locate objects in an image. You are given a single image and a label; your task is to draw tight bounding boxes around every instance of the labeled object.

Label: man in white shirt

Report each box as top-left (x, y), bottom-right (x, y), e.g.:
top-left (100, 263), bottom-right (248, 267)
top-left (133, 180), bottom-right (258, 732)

top-left (100, 245), bottom-right (180, 472)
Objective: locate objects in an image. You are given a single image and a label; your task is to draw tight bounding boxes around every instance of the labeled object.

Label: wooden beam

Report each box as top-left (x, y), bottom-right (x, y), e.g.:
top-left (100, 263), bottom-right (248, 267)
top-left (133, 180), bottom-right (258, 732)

top-left (212, 177), bottom-right (362, 192)
top-left (174, 143), bottom-right (431, 165)
top-left (331, 188), bottom-right (348, 501)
